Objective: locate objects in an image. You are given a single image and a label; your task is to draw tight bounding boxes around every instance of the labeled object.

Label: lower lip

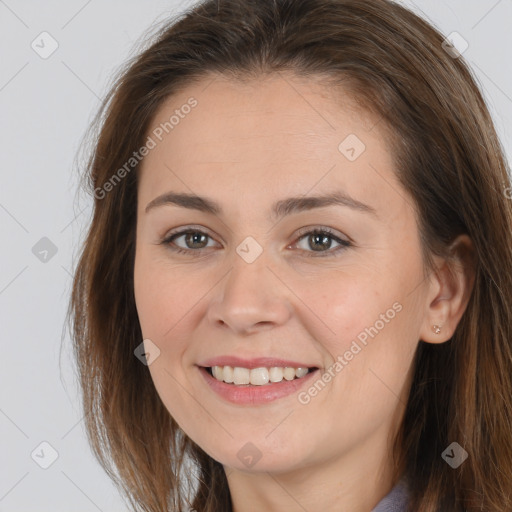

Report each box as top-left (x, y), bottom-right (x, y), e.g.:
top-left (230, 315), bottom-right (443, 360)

top-left (198, 366), bottom-right (319, 405)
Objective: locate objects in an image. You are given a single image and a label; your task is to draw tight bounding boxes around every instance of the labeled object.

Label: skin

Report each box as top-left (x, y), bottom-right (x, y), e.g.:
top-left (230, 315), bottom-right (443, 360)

top-left (133, 72), bottom-right (474, 512)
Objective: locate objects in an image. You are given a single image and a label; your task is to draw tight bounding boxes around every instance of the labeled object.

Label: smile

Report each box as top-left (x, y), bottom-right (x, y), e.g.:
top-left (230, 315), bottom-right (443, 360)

top-left (207, 365), bottom-right (314, 385)
top-left (198, 364), bottom-right (320, 405)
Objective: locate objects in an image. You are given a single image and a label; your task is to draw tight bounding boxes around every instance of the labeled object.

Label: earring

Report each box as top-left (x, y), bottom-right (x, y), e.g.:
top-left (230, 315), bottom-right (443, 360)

top-left (432, 325), bottom-right (441, 335)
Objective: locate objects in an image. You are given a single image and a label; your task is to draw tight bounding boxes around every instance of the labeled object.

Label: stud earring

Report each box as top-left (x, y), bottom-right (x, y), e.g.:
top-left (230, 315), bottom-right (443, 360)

top-left (432, 325), bottom-right (441, 335)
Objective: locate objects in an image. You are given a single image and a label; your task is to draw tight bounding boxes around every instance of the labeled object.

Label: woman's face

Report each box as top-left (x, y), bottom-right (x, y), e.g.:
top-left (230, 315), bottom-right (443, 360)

top-left (133, 73), bottom-right (436, 474)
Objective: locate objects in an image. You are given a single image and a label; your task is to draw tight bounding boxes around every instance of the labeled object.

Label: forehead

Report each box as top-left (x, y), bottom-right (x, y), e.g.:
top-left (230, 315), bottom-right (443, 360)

top-left (143, 72), bottom-right (379, 160)
top-left (137, 72), bottom-right (406, 222)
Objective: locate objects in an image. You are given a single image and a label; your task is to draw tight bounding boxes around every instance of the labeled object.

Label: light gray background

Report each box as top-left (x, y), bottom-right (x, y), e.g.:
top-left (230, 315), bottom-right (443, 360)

top-left (1, 1), bottom-right (511, 511)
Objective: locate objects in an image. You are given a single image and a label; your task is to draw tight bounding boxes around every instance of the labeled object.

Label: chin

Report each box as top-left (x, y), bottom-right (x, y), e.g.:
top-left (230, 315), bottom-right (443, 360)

top-left (224, 455), bottom-right (305, 474)
top-left (203, 438), bottom-right (310, 474)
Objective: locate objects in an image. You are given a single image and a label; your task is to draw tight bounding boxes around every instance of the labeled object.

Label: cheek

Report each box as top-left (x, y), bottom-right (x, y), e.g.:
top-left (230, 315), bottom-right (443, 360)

top-left (134, 249), bottom-right (199, 340)
top-left (300, 269), bottom-right (418, 396)
top-left (133, 253), bottom-right (204, 429)
top-left (292, 271), bottom-right (394, 355)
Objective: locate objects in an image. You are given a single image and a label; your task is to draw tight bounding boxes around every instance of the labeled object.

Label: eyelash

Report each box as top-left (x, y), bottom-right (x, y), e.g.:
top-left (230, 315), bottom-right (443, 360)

top-left (160, 225), bottom-right (352, 258)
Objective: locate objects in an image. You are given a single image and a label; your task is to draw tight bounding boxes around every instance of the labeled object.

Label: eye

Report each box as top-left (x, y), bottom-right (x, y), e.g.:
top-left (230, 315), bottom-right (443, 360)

top-left (290, 227), bottom-right (352, 257)
top-left (161, 227), bottom-right (219, 256)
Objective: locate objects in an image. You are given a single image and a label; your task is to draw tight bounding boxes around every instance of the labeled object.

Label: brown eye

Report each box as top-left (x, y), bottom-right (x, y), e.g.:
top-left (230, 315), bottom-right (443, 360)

top-left (178, 231), bottom-right (209, 249)
top-left (305, 232), bottom-right (335, 252)
top-left (162, 228), bottom-right (219, 255)
top-left (292, 228), bottom-right (351, 257)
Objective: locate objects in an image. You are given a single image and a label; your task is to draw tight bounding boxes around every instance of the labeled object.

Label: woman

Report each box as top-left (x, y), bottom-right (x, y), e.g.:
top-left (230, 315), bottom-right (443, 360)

top-left (69, 0), bottom-right (512, 510)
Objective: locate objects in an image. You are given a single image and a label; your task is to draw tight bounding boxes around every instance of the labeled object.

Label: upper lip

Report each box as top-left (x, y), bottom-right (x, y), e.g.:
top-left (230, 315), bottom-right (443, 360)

top-left (198, 356), bottom-right (318, 369)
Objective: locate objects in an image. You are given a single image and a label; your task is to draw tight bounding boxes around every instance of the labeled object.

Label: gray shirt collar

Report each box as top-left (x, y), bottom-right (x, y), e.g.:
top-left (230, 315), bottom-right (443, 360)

top-left (371, 476), bottom-right (410, 512)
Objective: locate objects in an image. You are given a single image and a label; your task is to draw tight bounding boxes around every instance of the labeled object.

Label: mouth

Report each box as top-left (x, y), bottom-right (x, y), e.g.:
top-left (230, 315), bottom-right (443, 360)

top-left (204, 365), bottom-right (318, 386)
top-left (196, 356), bottom-right (321, 404)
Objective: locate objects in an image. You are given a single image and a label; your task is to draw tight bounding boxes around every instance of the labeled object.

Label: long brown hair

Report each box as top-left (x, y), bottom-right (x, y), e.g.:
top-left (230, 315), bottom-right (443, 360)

top-left (68, 0), bottom-right (512, 510)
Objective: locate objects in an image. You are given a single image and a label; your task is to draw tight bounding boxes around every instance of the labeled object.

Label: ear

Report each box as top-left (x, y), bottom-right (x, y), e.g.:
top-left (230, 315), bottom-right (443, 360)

top-left (419, 234), bottom-right (476, 344)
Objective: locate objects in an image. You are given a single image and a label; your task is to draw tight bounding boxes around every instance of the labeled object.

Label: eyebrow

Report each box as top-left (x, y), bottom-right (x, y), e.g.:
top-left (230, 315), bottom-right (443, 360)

top-left (144, 190), bottom-right (377, 220)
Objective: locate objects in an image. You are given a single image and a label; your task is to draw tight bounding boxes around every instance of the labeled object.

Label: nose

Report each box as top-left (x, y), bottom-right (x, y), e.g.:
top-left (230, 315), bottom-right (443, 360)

top-left (206, 251), bottom-right (293, 336)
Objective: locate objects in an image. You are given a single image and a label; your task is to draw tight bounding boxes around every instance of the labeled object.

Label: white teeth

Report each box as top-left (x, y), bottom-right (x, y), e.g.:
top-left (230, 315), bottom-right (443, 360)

top-left (212, 366), bottom-right (223, 380)
top-left (210, 365), bottom-right (312, 385)
top-left (233, 367), bottom-right (250, 385)
top-left (283, 367), bottom-right (296, 381)
top-left (223, 365), bottom-right (234, 383)
top-left (295, 367), bottom-right (308, 378)
top-left (269, 367), bottom-right (284, 382)
top-left (249, 367), bottom-right (269, 385)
